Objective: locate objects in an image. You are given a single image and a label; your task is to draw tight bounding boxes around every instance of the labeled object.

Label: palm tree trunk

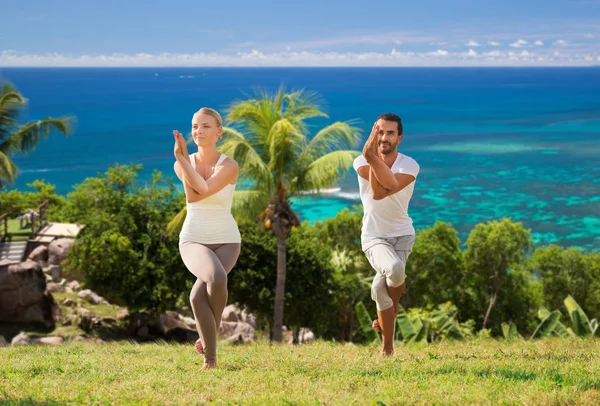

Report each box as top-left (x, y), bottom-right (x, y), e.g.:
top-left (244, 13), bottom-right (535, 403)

top-left (272, 233), bottom-right (287, 342)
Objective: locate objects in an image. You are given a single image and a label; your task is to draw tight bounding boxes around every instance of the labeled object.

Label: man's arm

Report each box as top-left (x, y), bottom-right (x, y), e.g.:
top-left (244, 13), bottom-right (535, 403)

top-left (365, 153), bottom-right (399, 190)
top-left (358, 164), bottom-right (416, 200)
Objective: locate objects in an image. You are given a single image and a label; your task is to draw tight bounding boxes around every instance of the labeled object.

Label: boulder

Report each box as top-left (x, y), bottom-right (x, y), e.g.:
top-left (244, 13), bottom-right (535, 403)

top-left (0, 260), bottom-right (61, 327)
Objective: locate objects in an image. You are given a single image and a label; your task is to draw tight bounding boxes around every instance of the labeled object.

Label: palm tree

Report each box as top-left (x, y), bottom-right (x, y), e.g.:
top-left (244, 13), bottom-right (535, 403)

top-left (0, 81), bottom-right (74, 187)
top-left (167, 86), bottom-right (361, 341)
top-left (227, 87), bottom-right (361, 341)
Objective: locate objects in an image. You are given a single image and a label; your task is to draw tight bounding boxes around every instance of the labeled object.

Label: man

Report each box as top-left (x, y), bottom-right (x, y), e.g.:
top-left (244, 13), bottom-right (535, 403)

top-left (353, 112), bottom-right (420, 356)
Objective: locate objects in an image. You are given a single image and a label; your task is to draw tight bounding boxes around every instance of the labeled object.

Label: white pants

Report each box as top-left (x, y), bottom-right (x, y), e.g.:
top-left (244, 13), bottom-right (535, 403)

top-left (362, 234), bottom-right (415, 311)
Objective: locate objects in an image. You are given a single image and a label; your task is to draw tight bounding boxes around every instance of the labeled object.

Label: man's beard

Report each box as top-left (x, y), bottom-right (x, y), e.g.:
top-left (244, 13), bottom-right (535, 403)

top-left (380, 143), bottom-right (395, 155)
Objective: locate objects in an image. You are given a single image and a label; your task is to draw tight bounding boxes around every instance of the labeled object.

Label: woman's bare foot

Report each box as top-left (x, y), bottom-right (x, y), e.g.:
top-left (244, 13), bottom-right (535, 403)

top-left (372, 319), bottom-right (382, 333)
top-left (202, 361), bottom-right (216, 369)
top-left (195, 338), bottom-right (204, 354)
top-left (380, 348), bottom-right (394, 357)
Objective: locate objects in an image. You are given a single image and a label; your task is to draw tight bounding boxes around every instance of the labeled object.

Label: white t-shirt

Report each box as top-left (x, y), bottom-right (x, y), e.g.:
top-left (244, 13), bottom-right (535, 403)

top-left (353, 153), bottom-right (419, 238)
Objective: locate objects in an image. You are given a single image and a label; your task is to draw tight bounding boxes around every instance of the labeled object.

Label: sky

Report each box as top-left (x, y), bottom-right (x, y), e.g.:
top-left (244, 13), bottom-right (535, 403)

top-left (2, 0), bottom-right (600, 67)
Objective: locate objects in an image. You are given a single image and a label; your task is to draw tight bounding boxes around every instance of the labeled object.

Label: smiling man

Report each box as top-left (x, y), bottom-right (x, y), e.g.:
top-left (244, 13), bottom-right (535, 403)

top-left (353, 112), bottom-right (420, 356)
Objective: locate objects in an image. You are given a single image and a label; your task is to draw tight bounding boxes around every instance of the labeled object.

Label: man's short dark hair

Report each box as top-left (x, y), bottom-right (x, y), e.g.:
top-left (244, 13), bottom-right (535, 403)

top-left (377, 113), bottom-right (403, 135)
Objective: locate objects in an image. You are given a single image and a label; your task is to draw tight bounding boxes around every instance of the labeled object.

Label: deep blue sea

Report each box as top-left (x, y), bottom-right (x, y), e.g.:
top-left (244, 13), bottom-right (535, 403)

top-left (1, 67), bottom-right (599, 250)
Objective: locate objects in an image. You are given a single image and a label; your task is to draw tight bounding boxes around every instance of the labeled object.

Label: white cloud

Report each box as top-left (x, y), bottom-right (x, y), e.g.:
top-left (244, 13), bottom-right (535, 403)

top-left (584, 33), bottom-right (594, 39)
top-left (1, 49), bottom-right (597, 67)
top-left (429, 49), bottom-right (449, 56)
top-left (510, 39), bottom-right (529, 48)
top-left (487, 41), bottom-right (502, 46)
top-left (242, 32), bottom-right (438, 51)
top-left (466, 40), bottom-right (480, 47)
top-left (534, 41), bottom-right (544, 46)
top-left (553, 39), bottom-right (568, 46)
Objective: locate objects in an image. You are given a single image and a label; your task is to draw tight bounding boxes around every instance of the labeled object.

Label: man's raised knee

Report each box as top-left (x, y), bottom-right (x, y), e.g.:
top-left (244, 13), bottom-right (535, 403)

top-left (387, 259), bottom-right (406, 287)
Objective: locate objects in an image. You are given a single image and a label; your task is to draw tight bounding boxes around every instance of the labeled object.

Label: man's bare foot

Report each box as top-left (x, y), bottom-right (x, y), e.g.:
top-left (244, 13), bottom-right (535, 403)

top-left (380, 348), bottom-right (393, 357)
top-left (195, 338), bottom-right (204, 354)
top-left (202, 361), bottom-right (216, 369)
top-left (372, 319), bottom-right (382, 333)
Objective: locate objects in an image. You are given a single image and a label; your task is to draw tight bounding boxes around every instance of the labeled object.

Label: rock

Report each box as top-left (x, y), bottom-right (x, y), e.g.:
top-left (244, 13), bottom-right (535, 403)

top-left (50, 265), bottom-right (62, 282)
top-left (78, 308), bottom-right (95, 331)
top-left (78, 289), bottom-right (105, 305)
top-left (182, 316), bottom-right (196, 329)
top-left (65, 287), bottom-right (74, 294)
top-left (298, 328), bottom-right (315, 344)
top-left (62, 298), bottom-right (77, 307)
top-left (0, 336), bottom-right (7, 347)
top-left (219, 321), bottom-right (256, 343)
top-left (73, 334), bottom-right (89, 342)
top-left (27, 245), bottom-right (48, 263)
top-left (136, 325), bottom-right (149, 338)
top-left (46, 282), bottom-right (64, 293)
top-left (164, 310), bottom-right (181, 320)
top-left (165, 327), bottom-right (199, 343)
top-left (11, 332), bottom-right (31, 345)
top-left (241, 310), bottom-right (257, 329)
top-left (222, 304), bottom-right (240, 322)
top-left (67, 280), bottom-right (81, 291)
top-left (36, 336), bottom-right (64, 345)
top-left (101, 317), bottom-right (117, 325)
top-left (116, 310), bottom-right (129, 320)
top-left (47, 238), bottom-right (74, 266)
top-left (0, 260), bottom-right (60, 327)
top-left (156, 313), bottom-right (190, 335)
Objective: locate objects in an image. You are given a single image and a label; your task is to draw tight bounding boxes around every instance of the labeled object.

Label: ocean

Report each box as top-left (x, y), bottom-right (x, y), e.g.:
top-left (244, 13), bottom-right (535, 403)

top-left (1, 67), bottom-right (599, 250)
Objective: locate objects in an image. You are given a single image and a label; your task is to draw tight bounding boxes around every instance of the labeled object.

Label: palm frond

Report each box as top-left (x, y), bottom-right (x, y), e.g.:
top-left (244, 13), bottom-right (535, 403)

top-left (226, 95), bottom-right (279, 146)
top-left (0, 149), bottom-right (18, 185)
top-left (283, 89), bottom-right (328, 123)
top-left (166, 206), bottom-right (187, 237)
top-left (231, 190), bottom-right (272, 220)
top-left (266, 119), bottom-right (306, 175)
top-left (5, 116), bottom-right (74, 155)
top-left (0, 82), bottom-right (26, 109)
top-left (220, 127), bottom-right (273, 192)
top-left (300, 121), bottom-right (361, 162)
top-left (290, 150), bottom-right (360, 194)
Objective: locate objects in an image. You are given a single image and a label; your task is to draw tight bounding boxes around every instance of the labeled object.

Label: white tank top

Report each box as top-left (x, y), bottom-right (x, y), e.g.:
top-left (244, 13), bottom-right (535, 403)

top-left (179, 153), bottom-right (241, 244)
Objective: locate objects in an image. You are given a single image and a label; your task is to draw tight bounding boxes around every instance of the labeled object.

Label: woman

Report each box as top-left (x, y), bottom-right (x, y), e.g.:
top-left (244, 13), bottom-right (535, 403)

top-left (173, 107), bottom-right (241, 369)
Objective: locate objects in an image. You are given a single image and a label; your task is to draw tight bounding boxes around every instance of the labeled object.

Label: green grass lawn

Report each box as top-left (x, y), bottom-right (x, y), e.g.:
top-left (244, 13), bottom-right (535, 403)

top-left (1, 338), bottom-right (599, 405)
top-left (3, 218), bottom-right (31, 241)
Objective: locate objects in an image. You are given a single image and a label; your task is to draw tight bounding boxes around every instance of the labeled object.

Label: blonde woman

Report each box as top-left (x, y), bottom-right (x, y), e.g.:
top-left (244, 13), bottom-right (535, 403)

top-left (173, 107), bottom-right (241, 369)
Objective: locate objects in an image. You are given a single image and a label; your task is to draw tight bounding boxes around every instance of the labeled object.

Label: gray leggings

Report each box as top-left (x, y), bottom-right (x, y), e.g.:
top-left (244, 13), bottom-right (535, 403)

top-left (179, 241), bottom-right (241, 363)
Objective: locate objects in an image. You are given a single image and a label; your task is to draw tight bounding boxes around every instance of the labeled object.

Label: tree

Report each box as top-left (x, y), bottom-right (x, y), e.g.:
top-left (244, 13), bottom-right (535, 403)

top-left (465, 218), bottom-right (533, 330)
top-left (228, 219), bottom-right (337, 340)
top-left (531, 245), bottom-right (600, 317)
top-left (313, 208), bottom-right (371, 341)
top-left (404, 221), bottom-right (469, 311)
top-left (0, 81), bottom-right (74, 186)
top-left (170, 87), bottom-right (361, 341)
top-left (63, 165), bottom-right (188, 312)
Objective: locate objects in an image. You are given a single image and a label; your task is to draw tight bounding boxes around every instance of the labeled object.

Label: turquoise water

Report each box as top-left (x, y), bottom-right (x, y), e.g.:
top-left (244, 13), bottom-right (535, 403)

top-left (1, 67), bottom-right (599, 250)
